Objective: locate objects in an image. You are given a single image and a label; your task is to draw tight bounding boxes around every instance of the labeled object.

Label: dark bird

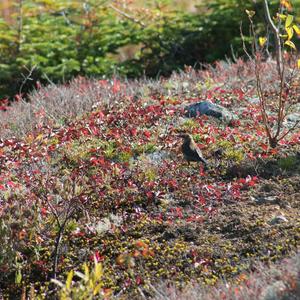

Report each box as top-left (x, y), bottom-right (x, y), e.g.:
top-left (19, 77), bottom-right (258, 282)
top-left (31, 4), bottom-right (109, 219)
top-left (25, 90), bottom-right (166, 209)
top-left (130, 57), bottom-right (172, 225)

top-left (178, 133), bottom-right (208, 166)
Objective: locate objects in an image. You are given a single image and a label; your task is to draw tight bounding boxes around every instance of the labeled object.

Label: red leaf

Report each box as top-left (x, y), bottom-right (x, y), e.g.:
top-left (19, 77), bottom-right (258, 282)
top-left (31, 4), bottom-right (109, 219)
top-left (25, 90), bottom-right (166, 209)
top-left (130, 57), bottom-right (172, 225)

top-left (136, 276), bottom-right (143, 285)
top-left (130, 128), bottom-right (137, 136)
top-left (41, 207), bottom-right (48, 216)
top-left (143, 130), bottom-right (151, 138)
top-left (260, 143), bottom-right (269, 151)
top-left (90, 250), bottom-right (105, 262)
top-left (198, 195), bottom-right (206, 205)
top-left (146, 191), bottom-right (154, 200)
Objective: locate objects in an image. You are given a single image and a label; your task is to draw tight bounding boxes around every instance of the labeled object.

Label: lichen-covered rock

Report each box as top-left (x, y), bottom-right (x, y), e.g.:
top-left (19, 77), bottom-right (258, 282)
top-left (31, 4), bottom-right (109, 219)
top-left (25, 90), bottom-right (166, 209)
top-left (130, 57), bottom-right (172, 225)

top-left (184, 101), bottom-right (237, 123)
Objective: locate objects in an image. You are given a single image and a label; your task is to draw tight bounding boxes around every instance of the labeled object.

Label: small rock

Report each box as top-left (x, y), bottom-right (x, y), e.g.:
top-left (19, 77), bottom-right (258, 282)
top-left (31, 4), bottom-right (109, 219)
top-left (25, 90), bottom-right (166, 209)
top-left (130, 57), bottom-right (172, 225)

top-left (184, 101), bottom-right (237, 123)
top-left (248, 97), bottom-right (260, 104)
top-left (251, 196), bottom-right (278, 205)
top-left (269, 215), bottom-right (288, 225)
top-left (145, 151), bottom-right (171, 164)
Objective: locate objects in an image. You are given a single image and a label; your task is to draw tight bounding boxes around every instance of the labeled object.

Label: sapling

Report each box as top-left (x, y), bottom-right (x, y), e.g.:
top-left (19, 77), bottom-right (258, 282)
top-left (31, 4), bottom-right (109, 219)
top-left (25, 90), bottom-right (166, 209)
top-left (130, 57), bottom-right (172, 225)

top-left (244, 0), bottom-right (300, 148)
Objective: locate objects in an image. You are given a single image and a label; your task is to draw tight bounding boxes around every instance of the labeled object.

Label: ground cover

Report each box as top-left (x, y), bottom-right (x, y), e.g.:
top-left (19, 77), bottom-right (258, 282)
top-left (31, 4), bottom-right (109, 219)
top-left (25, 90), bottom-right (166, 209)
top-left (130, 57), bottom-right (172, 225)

top-left (0, 59), bottom-right (299, 299)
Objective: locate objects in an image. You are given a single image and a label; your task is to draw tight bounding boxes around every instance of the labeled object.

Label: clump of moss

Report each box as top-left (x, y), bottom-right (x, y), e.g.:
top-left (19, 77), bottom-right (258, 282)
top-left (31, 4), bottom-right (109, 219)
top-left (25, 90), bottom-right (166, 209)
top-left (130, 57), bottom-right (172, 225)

top-left (132, 142), bottom-right (157, 156)
top-left (60, 137), bottom-right (133, 163)
top-left (181, 119), bottom-right (199, 131)
top-left (118, 151), bottom-right (133, 162)
top-left (215, 140), bottom-right (245, 163)
top-left (61, 137), bottom-right (104, 163)
top-left (278, 156), bottom-right (299, 171)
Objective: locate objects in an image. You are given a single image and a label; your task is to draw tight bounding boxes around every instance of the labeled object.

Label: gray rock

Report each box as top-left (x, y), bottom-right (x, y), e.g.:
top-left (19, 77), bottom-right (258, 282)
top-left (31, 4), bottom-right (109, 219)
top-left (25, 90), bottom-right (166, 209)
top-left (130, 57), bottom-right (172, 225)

top-left (269, 215), bottom-right (288, 225)
top-left (248, 97), bottom-right (260, 104)
top-left (251, 195), bottom-right (278, 205)
top-left (145, 150), bottom-right (171, 164)
top-left (184, 101), bottom-right (237, 123)
top-left (131, 150), bottom-right (172, 167)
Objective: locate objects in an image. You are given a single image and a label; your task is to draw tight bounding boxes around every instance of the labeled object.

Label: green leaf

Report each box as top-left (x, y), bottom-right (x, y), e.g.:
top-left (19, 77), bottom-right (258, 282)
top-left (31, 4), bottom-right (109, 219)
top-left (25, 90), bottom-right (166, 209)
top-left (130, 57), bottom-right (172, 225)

top-left (284, 40), bottom-right (296, 50)
top-left (245, 10), bottom-right (255, 18)
top-left (94, 261), bottom-right (103, 280)
top-left (280, 34), bottom-right (288, 38)
top-left (15, 269), bottom-right (22, 284)
top-left (259, 37), bottom-right (267, 47)
top-left (285, 14), bottom-right (294, 28)
top-left (293, 24), bottom-right (300, 35)
top-left (285, 26), bottom-right (294, 40)
top-left (277, 13), bottom-right (287, 20)
top-left (93, 283), bottom-right (102, 296)
top-left (66, 270), bottom-right (73, 290)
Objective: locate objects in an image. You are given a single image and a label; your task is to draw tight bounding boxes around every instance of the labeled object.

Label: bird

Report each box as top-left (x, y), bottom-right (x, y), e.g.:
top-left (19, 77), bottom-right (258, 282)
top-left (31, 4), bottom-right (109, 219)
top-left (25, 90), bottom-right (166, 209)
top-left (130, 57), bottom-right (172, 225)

top-left (178, 133), bottom-right (208, 167)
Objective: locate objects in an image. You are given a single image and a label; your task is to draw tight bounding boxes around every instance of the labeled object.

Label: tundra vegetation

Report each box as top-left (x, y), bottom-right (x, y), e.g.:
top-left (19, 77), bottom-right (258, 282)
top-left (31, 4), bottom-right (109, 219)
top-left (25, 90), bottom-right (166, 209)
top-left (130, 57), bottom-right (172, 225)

top-left (0, 0), bottom-right (299, 299)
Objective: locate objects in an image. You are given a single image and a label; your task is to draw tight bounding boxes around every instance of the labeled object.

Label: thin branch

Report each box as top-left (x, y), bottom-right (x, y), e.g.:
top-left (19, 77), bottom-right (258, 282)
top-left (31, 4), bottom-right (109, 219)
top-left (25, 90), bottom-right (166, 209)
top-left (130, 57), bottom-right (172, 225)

top-left (19, 65), bottom-right (37, 97)
top-left (278, 119), bottom-right (300, 140)
top-left (263, 0), bottom-right (283, 77)
top-left (108, 4), bottom-right (146, 28)
top-left (240, 22), bottom-right (252, 61)
top-left (275, 61), bottom-right (286, 138)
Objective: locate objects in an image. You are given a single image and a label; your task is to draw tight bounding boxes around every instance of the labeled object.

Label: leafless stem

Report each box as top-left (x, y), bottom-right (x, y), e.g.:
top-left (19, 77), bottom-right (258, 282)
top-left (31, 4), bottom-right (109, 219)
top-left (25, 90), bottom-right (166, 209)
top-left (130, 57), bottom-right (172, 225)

top-left (18, 65), bottom-right (36, 97)
top-left (240, 22), bottom-right (252, 61)
top-left (278, 119), bottom-right (300, 140)
top-left (263, 0), bottom-right (283, 77)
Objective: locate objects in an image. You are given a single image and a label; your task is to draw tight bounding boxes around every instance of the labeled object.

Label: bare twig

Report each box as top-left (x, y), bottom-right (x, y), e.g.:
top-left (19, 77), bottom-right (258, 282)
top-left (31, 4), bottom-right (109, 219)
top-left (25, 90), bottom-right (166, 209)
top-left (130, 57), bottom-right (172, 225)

top-left (240, 22), bottom-right (252, 61)
top-left (263, 0), bottom-right (283, 77)
top-left (19, 65), bottom-right (37, 97)
top-left (108, 4), bottom-right (146, 28)
top-left (278, 119), bottom-right (300, 141)
top-left (18, 66), bottom-right (57, 122)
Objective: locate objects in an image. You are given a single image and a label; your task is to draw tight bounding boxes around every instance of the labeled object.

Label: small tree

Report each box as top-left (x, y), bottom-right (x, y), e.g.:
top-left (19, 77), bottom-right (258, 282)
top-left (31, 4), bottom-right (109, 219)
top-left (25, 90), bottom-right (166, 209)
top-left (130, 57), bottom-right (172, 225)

top-left (245, 0), bottom-right (300, 148)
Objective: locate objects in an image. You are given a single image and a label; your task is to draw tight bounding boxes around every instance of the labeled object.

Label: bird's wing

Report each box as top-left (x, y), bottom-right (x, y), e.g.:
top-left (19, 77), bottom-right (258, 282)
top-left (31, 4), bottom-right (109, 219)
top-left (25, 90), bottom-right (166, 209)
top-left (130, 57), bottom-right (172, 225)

top-left (193, 143), bottom-right (208, 164)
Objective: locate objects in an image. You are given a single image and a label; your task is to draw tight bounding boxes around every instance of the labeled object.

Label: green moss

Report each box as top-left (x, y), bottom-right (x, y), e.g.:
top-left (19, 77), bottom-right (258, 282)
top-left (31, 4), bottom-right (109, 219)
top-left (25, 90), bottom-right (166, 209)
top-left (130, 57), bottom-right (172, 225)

top-left (61, 137), bottom-right (103, 163)
top-left (210, 139), bottom-right (245, 164)
top-left (132, 142), bottom-right (157, 156)
top-left (144, 168), bottom-right (158, 181)
top-left (181, 119), bottom-right (198, 130)
top-left (225, 149), bottom-right (244, 162)
top-left (278, 156), bottom-right (298, 171)
top-left (60, 137), bottom-right (129, 163)
top-left (118, 151), bottom-right (133, 162)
